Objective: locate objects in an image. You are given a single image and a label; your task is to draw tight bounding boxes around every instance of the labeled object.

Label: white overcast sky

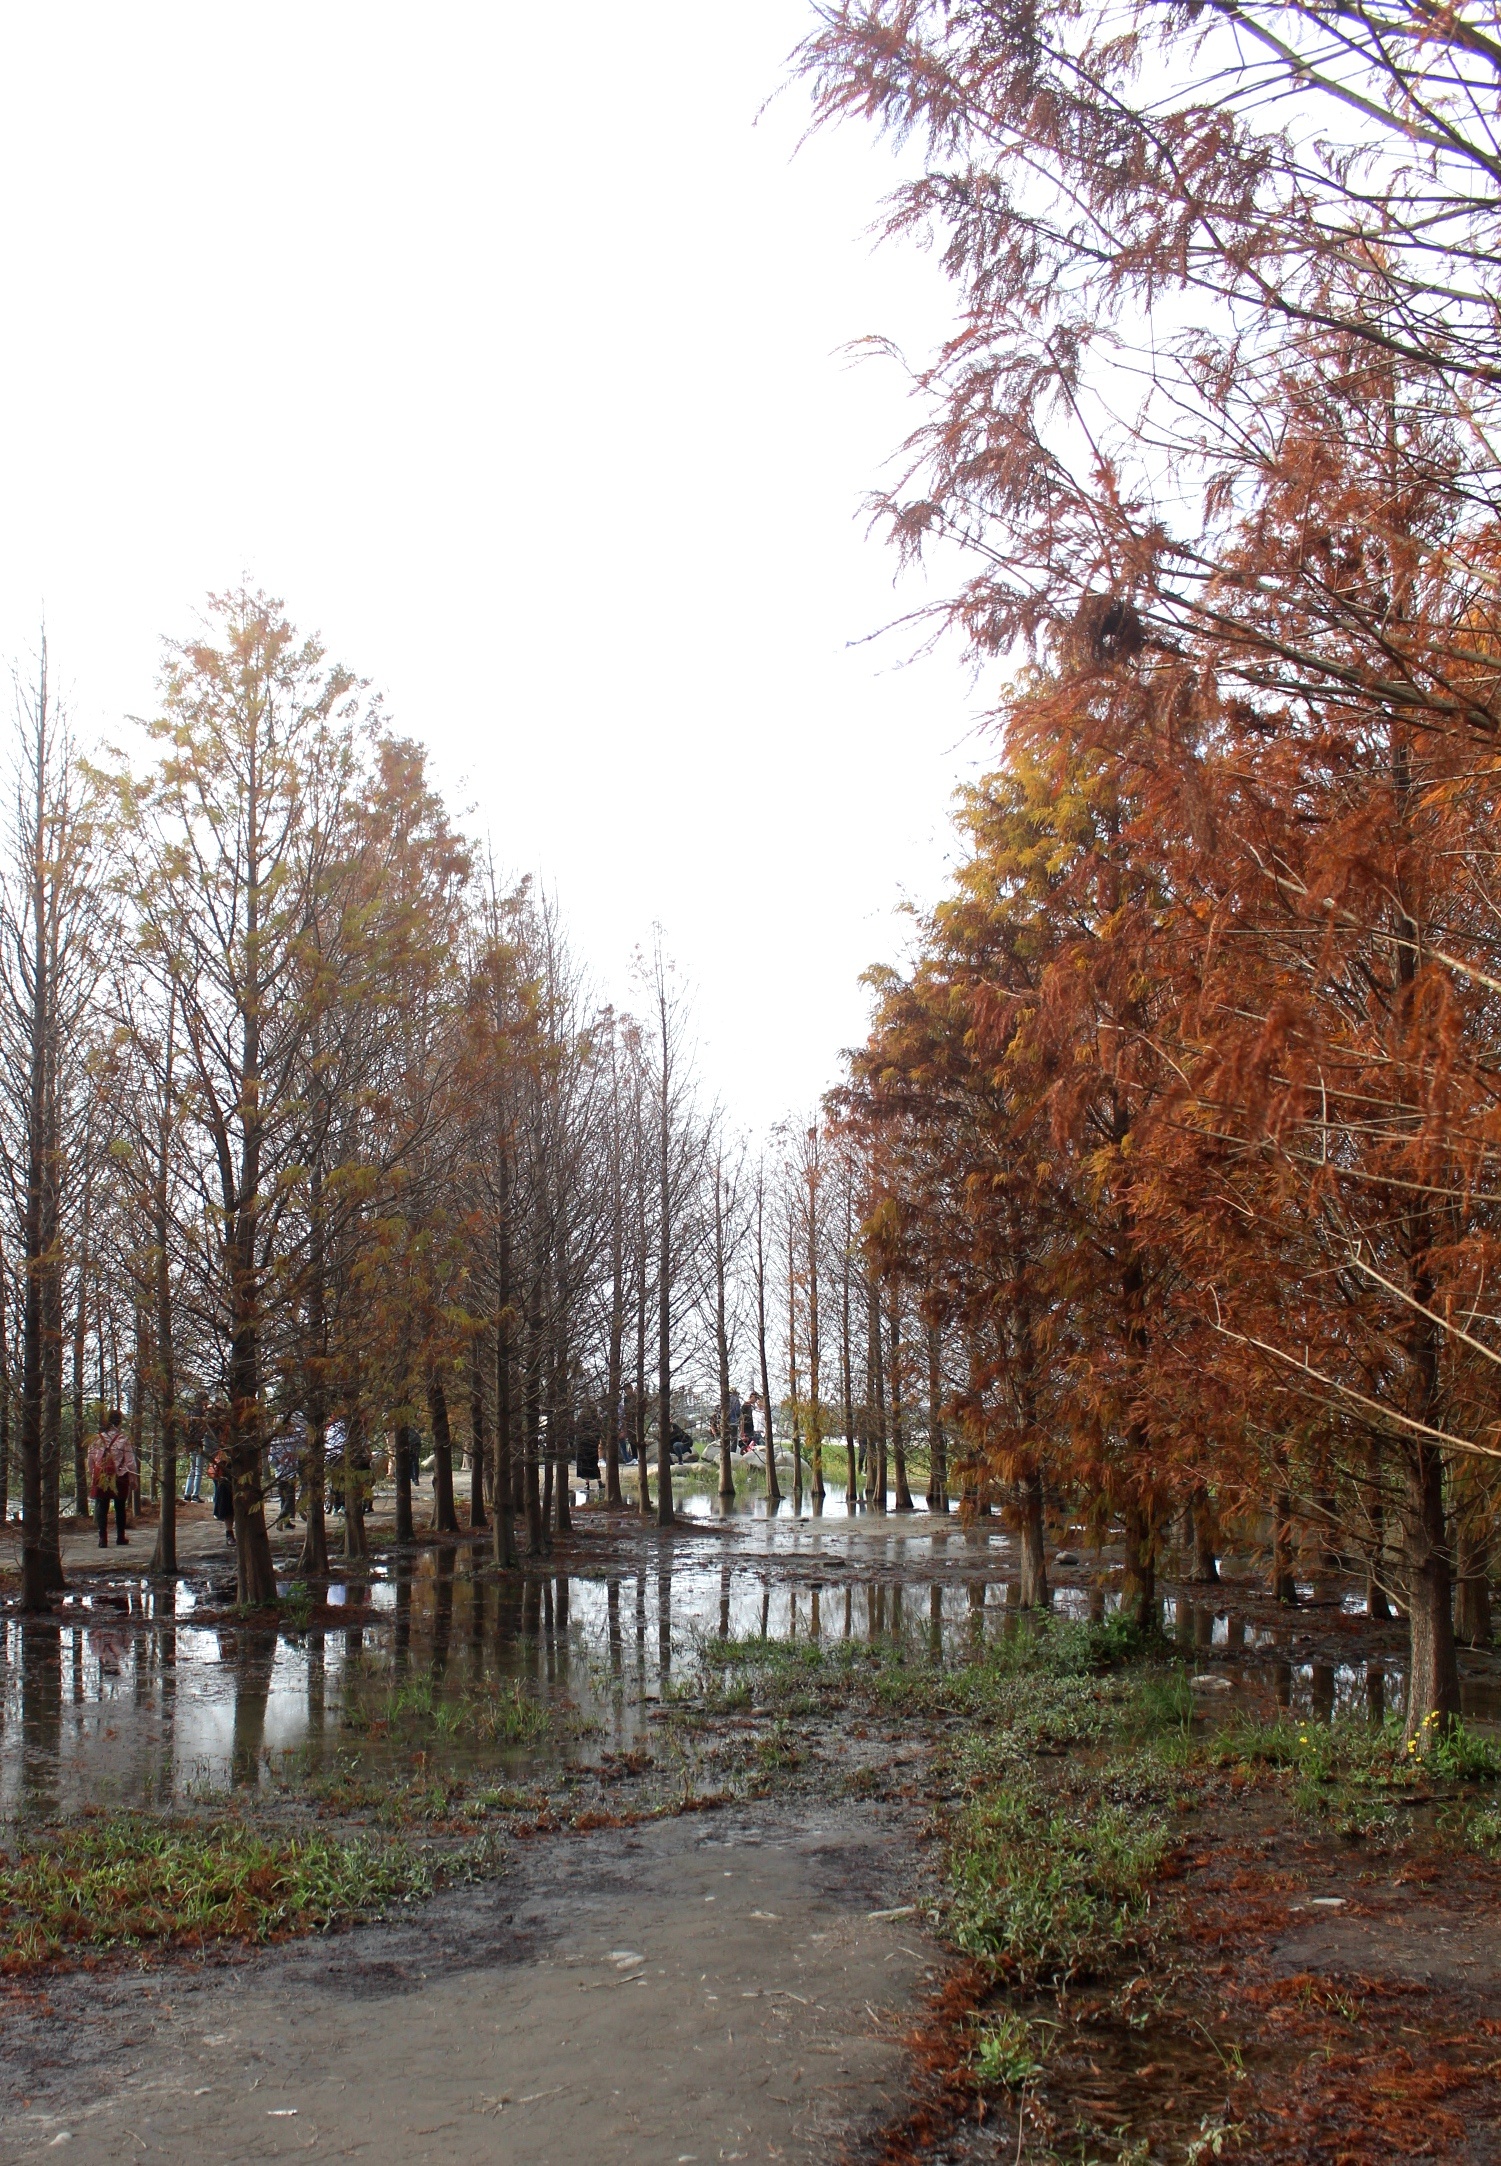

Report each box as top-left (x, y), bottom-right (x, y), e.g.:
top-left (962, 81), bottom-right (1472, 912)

top-left (0, 3), bottom-right (987, 1136)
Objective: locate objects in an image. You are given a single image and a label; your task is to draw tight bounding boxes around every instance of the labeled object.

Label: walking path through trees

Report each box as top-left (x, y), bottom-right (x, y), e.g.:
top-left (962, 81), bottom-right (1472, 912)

top-left (4, 1498), bottom-right (1501, 2163)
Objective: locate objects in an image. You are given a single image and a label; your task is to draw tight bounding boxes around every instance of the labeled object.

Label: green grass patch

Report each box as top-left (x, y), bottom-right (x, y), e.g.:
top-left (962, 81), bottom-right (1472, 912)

top-left (1210, 1710), bottom-right (1501, 1789)
top-left (947, 1766), bottom-right (1172, 1985)
top-left (343, 1674), bottom-right (564, 1751)
top-left (0, 1815), bottom-right (430, 1969)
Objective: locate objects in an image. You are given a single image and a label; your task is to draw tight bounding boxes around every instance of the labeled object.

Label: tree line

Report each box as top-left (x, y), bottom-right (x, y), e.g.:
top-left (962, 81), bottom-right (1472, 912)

top-left (805, 0), bottom-right (1501, 1740)
top-left (0, 594), bottom-right (965, 1620)
top-left (0, 596), bottom-right (742, 1609)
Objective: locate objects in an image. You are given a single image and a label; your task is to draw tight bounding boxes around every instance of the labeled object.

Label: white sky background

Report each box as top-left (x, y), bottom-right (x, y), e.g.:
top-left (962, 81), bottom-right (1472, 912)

top-left (0, 3), bottom-right (987, 1138)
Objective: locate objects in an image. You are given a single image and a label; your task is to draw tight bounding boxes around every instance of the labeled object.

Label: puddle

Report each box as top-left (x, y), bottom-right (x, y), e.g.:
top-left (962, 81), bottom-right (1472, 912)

top-left (3, 1523), bottom-right (1496, 1817)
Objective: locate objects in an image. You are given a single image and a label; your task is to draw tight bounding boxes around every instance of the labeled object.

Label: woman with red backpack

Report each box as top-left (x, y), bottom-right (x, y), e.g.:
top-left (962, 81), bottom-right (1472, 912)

top-left (87, 1409), bottom-right (133, 1548)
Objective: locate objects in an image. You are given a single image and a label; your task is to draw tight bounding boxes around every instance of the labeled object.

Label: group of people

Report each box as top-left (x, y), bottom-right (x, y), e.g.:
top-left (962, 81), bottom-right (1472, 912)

top-left (709, 1389), bottom-right (764, 1456)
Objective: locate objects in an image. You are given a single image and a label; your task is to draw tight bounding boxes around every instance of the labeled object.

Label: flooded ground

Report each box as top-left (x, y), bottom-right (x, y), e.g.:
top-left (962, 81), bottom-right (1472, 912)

top-left (4, 1483), bottom-right (1498, 1819)
top-left (4, 1484), bottom-right (1501, 2166)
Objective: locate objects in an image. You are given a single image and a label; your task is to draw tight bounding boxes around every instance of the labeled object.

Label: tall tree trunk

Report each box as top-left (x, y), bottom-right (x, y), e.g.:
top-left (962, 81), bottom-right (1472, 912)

top-left (635, 1200), bottom-right (651, 1518)
top-left (1017, 1467), bottom-right (1049, 1607)
top-left (1401, 1438), bottom-right (1461, 1740)
top-left (806, 1147), bottom-right (824, 1505)
top-left (1189, 1487), bottom-right (1221, 1585)
top-left (1121, 1493), bottom-right (1157, 1630)
top-left (492, 1145), bottom-right (519, 1567)
top-left (1366, 1444), bottom-right (1392, 1620)
top-left (787, 1218), bottom-right (803, 1512)
top-left (228, 1210), bottom-right (277, 1607)
top-left (868, 1280), bottom-right (888, 1511)
top-left (888, 1287), bottom-right (914, 1511)
top-left (129, 1307), bottom-right (147, 1519)
top-left (0, 1256), bottom-right (10, 1524)
top-left (714, 1161), bottom-right (734, 1504)
top-left (468, 1338), bottom-right (488, 1531)
top-left (756, 1179), bottom-right (780, 1508)
top-left (394, 1416), bottom-right (416, 1544)
top-left (524, 1284), bottom-right (547, 1557)
top-left (552, 1324), bottom-right (573, 1537)
top-left (39, 1247), bottom-right (64, 1588)
top-left (1271, 1475), bottom-right (1299, 1605)
top-left (1455, 1520), bottom-right (1492, 1648)
top-left (428, 1373), bottom-right (459, 1533)
top-left (493, 1302), bottom-right (518, 1570)
top-left (841, 1218), bottom-right (858, 1507)
top-left (296, 1165), bottom-right (330, 1581)
top-left (342, 1400), bottom-right (369, 1562)
top-left (70, 1154), bottom-right (91, 1517)
top-left (926, 1325), bottom-right (948, 1512)
top-left (604, 1129), bottom-right (625, 1508)
top-left (656, 1096), bottom-right (674, 1532)
top-left (149, 1108), bottom-right (179, 1576)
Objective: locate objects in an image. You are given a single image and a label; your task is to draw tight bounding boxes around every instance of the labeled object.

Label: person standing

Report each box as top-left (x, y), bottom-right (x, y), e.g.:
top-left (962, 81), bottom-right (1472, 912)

top-left (88, 1409), bottom-right (131, 1548)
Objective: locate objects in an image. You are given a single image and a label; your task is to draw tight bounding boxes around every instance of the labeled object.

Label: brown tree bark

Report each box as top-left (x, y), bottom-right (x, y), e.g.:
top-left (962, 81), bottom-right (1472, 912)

top-left (1017, 1468), bottom-right (1049, 1607)
top-left (1189, 1487), bottom-right (1221, 1585)
top-left (926, 1325), bottom-right (948, 1512)
top-left (755, 1170), bottom-right (781, 1508)
top-left (888, 1286), bottom-right (914, 1511)
top-left (428, 1374), bottom-right (459, 1534)
top-left (468, 1339), bottom-right (489, 1531)
top-left (1121, 1496), bottom-right (1157, 1630)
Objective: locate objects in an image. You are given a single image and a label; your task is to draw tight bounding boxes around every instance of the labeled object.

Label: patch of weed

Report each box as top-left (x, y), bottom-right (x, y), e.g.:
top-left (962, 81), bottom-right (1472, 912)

top-left (971, 2004), bottom-right (1047, 2087)
top-left (0, 1815), bottom-right (429, 1969)
top-left (946, 1767), bottom-right (1172, 1985)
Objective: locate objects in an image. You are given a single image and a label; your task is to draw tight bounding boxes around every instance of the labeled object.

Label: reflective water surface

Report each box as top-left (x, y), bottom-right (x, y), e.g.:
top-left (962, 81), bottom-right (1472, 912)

top-left (3, 1506), bottom-right (1497, 1819)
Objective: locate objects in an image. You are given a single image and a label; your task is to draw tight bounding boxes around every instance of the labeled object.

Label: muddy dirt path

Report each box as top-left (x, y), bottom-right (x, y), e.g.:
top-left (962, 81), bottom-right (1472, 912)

top-left (0, 1800), bottom-right (935, 2166)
